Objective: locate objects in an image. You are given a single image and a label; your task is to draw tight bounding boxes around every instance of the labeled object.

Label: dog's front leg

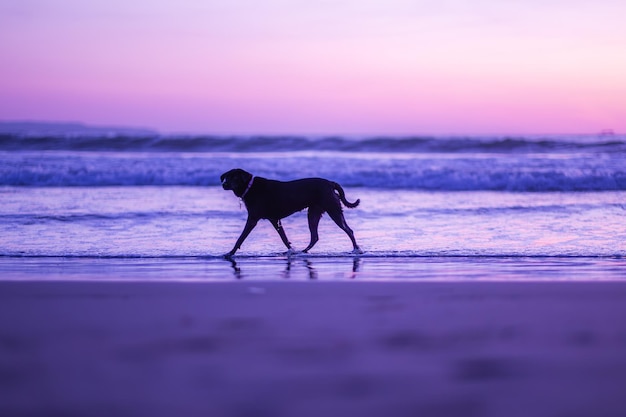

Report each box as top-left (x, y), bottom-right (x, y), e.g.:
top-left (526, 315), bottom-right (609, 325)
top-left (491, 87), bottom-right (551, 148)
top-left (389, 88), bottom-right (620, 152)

top-left (225, 216), bottom-right (259, 257)
top-left (270, 219), bottom-right (293, 252)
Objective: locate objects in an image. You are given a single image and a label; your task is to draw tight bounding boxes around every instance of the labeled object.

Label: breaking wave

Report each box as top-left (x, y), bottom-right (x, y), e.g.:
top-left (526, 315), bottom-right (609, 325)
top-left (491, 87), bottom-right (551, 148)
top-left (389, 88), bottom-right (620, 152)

top-left (2, 151), bottom-right (624, 191)
top-left (2, 133), bottom-right (626, 154)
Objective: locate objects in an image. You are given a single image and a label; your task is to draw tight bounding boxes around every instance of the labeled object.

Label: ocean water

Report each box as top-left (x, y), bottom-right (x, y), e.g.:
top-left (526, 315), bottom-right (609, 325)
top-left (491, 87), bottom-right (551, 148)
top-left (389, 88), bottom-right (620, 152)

top-left (1, 132), bottom-right (625, 280)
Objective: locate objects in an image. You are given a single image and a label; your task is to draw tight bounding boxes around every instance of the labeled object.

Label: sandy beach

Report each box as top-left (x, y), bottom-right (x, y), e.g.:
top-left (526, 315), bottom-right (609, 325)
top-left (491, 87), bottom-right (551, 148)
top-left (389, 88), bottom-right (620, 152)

top-left (2, 277), bottom-right (626, 417)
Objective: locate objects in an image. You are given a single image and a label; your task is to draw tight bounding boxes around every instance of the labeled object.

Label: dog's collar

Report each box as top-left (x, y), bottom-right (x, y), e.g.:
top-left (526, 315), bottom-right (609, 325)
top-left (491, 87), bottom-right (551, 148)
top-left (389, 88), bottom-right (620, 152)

top-left (240, 176), bottom-right (255, 199)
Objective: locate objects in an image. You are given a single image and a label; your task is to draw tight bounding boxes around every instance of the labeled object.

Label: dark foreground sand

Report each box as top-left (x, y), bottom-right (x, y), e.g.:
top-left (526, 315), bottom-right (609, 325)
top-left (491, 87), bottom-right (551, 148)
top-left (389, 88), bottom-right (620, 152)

top-left (2, 280), bottom-right (626, 417)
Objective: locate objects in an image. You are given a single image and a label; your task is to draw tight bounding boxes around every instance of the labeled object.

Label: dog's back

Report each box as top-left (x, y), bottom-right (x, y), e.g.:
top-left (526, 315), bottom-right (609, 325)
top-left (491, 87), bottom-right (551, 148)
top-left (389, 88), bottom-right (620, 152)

top-left (245, 177), bottom-right (335, 219)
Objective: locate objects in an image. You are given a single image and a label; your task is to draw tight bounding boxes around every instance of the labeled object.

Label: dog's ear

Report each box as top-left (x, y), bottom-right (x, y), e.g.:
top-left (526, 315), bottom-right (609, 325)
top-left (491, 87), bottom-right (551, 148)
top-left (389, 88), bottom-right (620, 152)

top-left (237, 169), bottom-right (251, 181)
top-left (221, 169), bottom-right (237, 180)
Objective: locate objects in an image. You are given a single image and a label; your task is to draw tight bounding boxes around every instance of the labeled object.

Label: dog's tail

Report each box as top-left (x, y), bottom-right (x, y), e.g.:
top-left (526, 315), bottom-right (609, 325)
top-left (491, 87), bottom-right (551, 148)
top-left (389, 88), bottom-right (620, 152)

top-left (333, 182), bottom-right (360, 208)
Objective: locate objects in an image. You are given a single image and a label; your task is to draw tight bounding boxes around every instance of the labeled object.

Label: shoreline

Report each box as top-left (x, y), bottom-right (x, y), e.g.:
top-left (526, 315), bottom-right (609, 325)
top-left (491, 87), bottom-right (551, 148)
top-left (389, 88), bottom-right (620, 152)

top-left (2, 279), bottom-right (626, 416)
top-left (1, 255), bottom-right (625, 282)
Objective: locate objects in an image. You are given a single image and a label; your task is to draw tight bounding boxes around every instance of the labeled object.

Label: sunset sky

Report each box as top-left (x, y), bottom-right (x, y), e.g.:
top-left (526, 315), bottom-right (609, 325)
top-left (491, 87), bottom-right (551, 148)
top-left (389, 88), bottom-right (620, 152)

top-left (1, 0), bottom-right (625, 135)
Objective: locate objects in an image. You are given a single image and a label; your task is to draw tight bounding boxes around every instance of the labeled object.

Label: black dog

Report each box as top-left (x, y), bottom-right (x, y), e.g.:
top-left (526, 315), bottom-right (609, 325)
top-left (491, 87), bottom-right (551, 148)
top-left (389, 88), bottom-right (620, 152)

top-left (221, 169), bottom-right (362, 257)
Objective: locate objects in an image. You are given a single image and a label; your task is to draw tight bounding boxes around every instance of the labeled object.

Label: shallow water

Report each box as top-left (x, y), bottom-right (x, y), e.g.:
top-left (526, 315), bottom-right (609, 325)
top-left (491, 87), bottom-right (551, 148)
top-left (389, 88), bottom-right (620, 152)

top-left (2, 255), bottom-right (626, 283)
top-left (2, 134), bottom-right (625, 280)
top-left (1, 186), bottom-right (625, 259)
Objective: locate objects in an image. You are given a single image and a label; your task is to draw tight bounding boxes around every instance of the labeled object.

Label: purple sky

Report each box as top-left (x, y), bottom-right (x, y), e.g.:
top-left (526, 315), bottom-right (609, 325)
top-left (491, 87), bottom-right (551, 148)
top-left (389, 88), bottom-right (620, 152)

top-left (1, 0), bottom-right (625, 134)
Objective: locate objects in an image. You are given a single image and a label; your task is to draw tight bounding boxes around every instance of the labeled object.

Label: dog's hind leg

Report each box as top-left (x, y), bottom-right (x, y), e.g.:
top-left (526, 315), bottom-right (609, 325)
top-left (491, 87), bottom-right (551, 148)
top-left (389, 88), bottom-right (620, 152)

top-left (303, 207), bottom-right (323, 253)
top-left (327, 207), bottom-right (362, 253)
top-left (270, 219), bottom-right (293, 252)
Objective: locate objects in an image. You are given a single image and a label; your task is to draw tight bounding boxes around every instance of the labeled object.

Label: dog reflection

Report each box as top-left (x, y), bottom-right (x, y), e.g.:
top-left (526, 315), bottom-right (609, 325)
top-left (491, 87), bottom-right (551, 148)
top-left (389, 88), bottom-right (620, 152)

top-left (226, 257), bottom-right (361, 280)
top-left (227, 258), bottom-right (243, 279)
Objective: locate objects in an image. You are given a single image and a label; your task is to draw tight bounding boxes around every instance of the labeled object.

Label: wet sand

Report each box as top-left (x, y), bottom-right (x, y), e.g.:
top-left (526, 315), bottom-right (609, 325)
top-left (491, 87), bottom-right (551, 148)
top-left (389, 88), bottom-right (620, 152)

top-left (2, 278), bottom-right (626, 417)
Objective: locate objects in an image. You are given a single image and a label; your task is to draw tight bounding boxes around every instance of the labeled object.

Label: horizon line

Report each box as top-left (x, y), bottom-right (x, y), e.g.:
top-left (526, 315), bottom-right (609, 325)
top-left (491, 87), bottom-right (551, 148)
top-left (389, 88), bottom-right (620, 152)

top-left (0, 119), bottom-right (619, 138)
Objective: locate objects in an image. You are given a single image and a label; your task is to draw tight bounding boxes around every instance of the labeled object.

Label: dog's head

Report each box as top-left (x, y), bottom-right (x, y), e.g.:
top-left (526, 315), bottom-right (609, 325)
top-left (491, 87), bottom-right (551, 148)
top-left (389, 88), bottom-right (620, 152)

top-left (220, 168), bottom-right (253, 196)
